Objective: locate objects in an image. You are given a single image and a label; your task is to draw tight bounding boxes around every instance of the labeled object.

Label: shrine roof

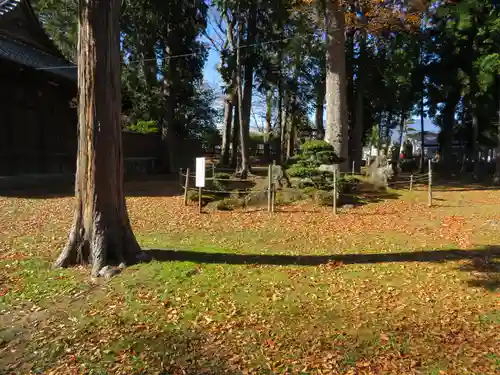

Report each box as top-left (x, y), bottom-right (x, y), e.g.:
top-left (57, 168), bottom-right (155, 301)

top-left (0, 0), bottom-right (76, 81)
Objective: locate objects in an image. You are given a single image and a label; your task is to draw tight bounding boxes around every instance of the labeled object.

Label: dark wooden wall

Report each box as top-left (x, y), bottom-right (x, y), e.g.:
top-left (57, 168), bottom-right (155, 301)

top-left (0, 59), bottom-right (161, 176)
top-left (0, 58), bottom-right (77, 175)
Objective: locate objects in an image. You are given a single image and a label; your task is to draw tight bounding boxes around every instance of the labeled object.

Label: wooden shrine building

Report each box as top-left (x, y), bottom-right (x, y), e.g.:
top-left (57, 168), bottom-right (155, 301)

top-left (0, 0), bottom-right (162, 183)
top-left (0, 0), bottom-right (78, 176)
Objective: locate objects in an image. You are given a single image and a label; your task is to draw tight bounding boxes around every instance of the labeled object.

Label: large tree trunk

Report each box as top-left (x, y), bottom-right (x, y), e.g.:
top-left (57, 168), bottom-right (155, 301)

top-left (220, 97), bottom-right (233, 166)
top-left (315, 92), bottom-right (325, 140)
top-left (281, 90), bottom-right (289, 161)
top-left (286, 94), bottom-right (297, 161)
top-left (276, 79), bottom-right (283, 163)
top-left (231, 96), bottom-right (240, 169)
top-left (141, 38), bottom-right (157, 90)
top-left (438, 90), bottom-right (460, 171)
top-left (54, 0), bottom-right (142, 277)
top-left (352, 29), bottom-right (366, 173)
top-left (264, 88), bottom-right (273, 160)
top-left (239, 3), bottom-right (257, 178)
top-left (384, 110), bottom-right (393, 156)
top-left (419, 89), bottom-right (425, 172)
top-left (161, 34), bottom-right (176, 173)
top-left (495, 77), bottom-right (500, 184)
top-left (221, 15), bottom-right (236, 167)
top-left (398, 113), bottom-right (407, 156)
top-left (324, 0), bottom-right (349, 171)
top-left (235, 18), bottom-right (247, 176)
top-left (315, 52), bottom-right (326, 140)
top-left (472, 110), bottom-right (480, 178)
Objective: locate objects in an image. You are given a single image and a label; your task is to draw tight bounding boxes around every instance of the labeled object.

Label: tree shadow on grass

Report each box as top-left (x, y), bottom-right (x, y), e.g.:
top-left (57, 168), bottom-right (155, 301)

top-left (458, 257), bottom-right (500, 292)
top-left (143, 247), bottom-right (500, 292)
top-left (144, 247), bottom-right (500, 267)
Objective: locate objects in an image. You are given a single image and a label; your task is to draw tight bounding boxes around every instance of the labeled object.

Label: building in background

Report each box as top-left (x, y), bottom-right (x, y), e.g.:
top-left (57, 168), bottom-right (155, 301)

top-left (0, 0), bottom-right (160, 182)
top-left (0, 0), bottom-right (77, 175)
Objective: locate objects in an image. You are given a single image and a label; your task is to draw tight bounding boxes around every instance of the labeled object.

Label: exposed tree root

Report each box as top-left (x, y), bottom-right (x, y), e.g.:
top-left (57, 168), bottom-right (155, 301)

top-left (53, 217), bottom-right (149, 278)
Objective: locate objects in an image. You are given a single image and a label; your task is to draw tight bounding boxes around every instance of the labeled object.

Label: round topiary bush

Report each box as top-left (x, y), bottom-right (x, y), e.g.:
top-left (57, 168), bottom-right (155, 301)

top-left (286, 140), bottom-right (343, 191)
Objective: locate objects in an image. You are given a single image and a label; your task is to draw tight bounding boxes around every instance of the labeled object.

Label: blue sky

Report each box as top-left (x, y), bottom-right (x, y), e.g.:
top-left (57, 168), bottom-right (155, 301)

top-left (200, 22), bottom-right (440, 135)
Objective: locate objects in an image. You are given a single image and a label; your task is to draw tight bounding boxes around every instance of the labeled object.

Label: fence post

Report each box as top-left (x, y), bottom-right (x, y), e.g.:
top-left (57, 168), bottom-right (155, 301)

top-left (212, 163), bottom-right (216, 178)
top-left (333, 168), bottom-right (337, 214)
top-left (183, 167), bottom-right (190, 206)
top-left (352, 160), bottom-right (355, 175)
top-left (428, 159), bottom-right (432, 207)
top-left (198, 187), bottom-right (202, 214)
top-left (267, 164), bottom-right (273, 213)
top-left (410, 174), bottom-right (413, 191)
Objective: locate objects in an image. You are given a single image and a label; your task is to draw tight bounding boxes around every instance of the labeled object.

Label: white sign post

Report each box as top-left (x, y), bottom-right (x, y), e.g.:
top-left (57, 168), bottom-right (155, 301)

top-left (195, 157), bottom-right (206, 214)
top-left (195, 157), bottom-right (206, 187)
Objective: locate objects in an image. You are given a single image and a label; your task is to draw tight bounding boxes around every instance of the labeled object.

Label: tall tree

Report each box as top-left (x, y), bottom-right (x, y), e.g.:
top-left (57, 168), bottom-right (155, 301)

top-left (54, 0), bottom-right (142, 276)
top-left (323, 0), bottom-right (349, 170)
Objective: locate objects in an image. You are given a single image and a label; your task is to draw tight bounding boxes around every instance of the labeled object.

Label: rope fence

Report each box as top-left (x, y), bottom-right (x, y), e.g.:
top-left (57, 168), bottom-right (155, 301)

top-left (178, 161), bottom-right (434, 214)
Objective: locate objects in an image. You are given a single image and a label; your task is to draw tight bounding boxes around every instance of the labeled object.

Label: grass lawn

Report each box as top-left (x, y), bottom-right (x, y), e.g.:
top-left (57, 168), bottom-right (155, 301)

top-left (0, 181), bottom-right (499, 374)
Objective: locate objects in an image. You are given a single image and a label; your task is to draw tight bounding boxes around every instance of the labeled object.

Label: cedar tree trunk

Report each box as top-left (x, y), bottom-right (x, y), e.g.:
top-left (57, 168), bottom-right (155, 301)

top-left (352, 29), bottom-right (366, 173)
top-left (220, 96), bottom-right (233, 166)
top-left (264, 88), bottom-right (273, 160)
top-left (324, 0), bottom-right (349, 170)
top-left (54, 0), bottom-right (142, 276)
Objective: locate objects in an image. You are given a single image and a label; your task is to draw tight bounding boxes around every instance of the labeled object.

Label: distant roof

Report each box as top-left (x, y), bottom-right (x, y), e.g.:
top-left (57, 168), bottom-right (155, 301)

top-left (0, 0), bottom-right (76, 81)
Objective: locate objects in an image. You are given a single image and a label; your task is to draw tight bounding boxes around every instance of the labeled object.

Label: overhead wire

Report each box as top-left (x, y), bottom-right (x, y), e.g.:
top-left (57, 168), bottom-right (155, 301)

top-left (34, 32), bottom-right (323, 71)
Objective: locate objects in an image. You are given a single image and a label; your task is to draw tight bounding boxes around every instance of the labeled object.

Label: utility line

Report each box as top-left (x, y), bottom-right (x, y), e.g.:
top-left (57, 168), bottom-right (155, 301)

top-left (35, 32), bottom-right (322, 71)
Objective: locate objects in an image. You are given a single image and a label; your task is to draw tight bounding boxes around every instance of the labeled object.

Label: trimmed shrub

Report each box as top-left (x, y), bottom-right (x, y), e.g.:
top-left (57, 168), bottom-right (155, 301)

top-left (216, 198), bottom-right (239, 211)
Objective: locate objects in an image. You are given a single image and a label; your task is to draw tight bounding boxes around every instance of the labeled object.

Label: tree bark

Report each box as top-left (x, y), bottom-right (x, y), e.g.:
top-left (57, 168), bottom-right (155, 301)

top-left (231, 96), bottom-right (240, 169)
top-left (398, 113), bottom-right (407, 156)
top-left (264, 88), bottom-right (273, 160)
top-left (419, 88), bottom-right (425, 172)
top-left (281, 90), bottom-right (289, 161)
top-left (315, 51), bottom-right (326, 139)
top-left (352, 29), bottom-right (366, 173)
top-left (276, 78), bottom-right (283, 163)
top-left (419, 41), bottom-right (425, 172)
top-left (286, 94), bottom-right (297, 161)
top-left (220, 97), bottom-right (233, 166)
top-left (324, 0), bottom-right (349, 171)
top-left (384, 110), bottom-right (393, 156)
top-left (315, 83), bottom-right (325, 140)
top-left (235, 18), bottom-right (247, 176)
top-left (161, 34), bottom-right (176, 173)
top-left (472, 110), bottom-right (480, 178)
top-left (495, 76), bottom-right (500, 183)
top-left (54, 0), bottom-right (142, 277)
top-left (140, 37), bottom-right (157, 90)
top-left (438, 90), bottom-right (460, 171)
top-left (239, 3), bottom-right (257, 178)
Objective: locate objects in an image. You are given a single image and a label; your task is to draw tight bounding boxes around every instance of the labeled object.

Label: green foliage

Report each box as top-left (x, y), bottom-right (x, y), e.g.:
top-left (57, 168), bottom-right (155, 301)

top-left (286, 140), bottom-right (343, 190)
top-left (125, 120), bottom-right (158, 134)
top-left (287, 165), bottom-right (320, 179)
top-left (300, 140), bottom-right (335, 155)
